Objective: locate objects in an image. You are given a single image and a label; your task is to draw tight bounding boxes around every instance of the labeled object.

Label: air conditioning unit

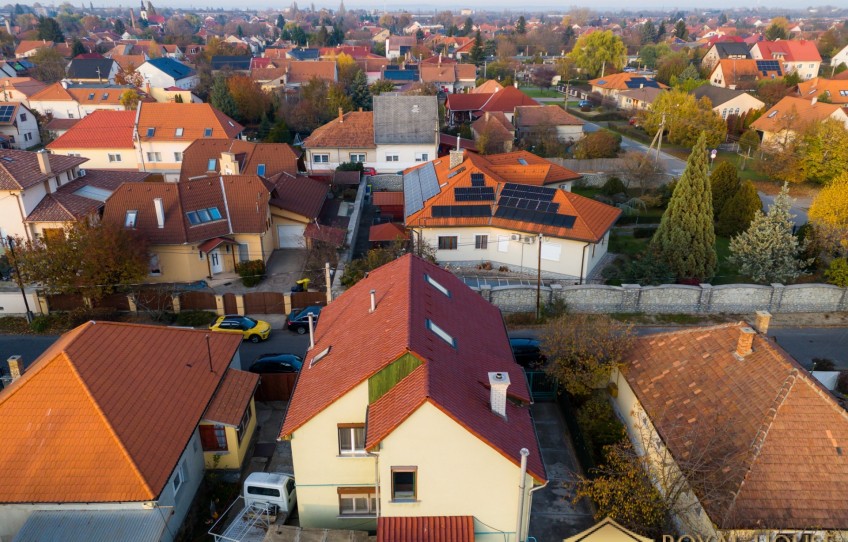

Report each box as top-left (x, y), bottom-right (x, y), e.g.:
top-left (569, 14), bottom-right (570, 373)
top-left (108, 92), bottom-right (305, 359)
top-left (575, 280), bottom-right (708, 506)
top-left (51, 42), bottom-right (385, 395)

top-left (521, 235), bottom-right (536, 244)
top-left (510, 234), bottom-right (521, 241)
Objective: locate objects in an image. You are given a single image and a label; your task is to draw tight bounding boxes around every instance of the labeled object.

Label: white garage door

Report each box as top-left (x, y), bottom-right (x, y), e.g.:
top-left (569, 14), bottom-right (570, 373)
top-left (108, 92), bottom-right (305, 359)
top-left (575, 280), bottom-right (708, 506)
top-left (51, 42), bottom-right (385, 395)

top-left (277, 225), bottom-right (305, 248)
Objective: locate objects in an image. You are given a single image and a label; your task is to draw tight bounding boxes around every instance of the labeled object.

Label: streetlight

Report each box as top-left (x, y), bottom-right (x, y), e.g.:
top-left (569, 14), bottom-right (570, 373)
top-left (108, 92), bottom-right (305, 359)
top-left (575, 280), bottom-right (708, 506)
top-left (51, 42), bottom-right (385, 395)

top-left (5, 236), bottom-right (33, 323)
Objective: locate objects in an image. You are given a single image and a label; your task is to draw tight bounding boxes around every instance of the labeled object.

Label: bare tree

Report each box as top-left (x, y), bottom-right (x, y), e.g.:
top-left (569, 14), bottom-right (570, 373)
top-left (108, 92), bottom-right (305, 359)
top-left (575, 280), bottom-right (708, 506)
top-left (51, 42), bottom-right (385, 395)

top-left (620, 151), bottom-right (666, 194)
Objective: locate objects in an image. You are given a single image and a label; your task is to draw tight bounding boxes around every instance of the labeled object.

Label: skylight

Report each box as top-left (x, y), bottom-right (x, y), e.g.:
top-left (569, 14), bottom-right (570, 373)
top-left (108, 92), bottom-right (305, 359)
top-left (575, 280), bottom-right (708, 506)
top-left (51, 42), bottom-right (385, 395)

top-left (204, 128), bottom-right (213, 137)
top-left (425, 274), bottom-right (450, 297)
top-left (146, 127), bottom-right (155, 137)
top-left (309, 346), bottom-right (331, 368)
top-left (175, 127), bottom-right (184, 137)
top-left (207, 158), bottom-right (216, 171)
top-left (257, 164), bottom-right (266, 176)
top-left (186, 207), bottom-right (222, 225)
top-left (767, 110), bottom-right (778, 118)
top-left (124, 210), bottom-right (137, 228)
top-left (518, 158), bottom-right (528, 165)
top-left (88, 93), bottom-right (95, 100)
top-left (426, 319), bottom-right (455, 347)
top-left (102, 93), bottom-right (109, 99)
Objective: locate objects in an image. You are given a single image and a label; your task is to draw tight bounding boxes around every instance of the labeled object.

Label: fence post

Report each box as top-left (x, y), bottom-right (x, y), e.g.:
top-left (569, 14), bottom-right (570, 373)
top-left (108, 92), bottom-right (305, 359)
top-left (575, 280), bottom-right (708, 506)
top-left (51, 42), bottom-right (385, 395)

top-left (549, 283), bottom-right (562, 306)
top-left (171, 295), bottom-right (181, 315)
top-left (840, 287), bottom-right (848, 312)
top-left (621, 284), bottom-right (641, 312)
top-left (214, 294), bottom-right (225, 316)
top-left (698, 284), bottom-right (713, 313)
top-left (479, 284), bottom-right (492, 303)
top-left (769, 283), bottom-right (785, 313)
top-left (284, 293), bottom-right (292, 315)
top-left (126, 294), bottom-right (137, 314)
top-left (236, 294), bottom-right (245, 316)
top-left (82, 296), bottom-right (93, 309)
top-left (37, 292), bottom-right (50, 315)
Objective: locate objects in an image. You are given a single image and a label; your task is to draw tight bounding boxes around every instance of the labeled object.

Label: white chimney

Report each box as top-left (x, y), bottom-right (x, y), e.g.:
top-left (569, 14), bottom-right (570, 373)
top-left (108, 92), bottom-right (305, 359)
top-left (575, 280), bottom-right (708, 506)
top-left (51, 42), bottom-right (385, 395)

top-left (7, 355), bottom-right (22, 381)
top-left (370, 289), bottom-right (376, 312)
top-left (488, 372), bottom-right (510, 418)
top-left (36, 150), bottom-right (51, 175)
top-left (754, 310), bottom-right (771, 335)
top-left (449, 149), bottom-right (464, 169)
top-left (153, 197), bottom-right (165, 229)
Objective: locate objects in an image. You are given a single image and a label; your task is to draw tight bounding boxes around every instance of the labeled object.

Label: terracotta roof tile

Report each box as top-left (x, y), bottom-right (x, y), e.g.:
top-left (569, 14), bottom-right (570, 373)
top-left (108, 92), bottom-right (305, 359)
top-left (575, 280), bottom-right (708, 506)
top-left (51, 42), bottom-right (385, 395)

top-left (445, 93), bottom-right (490, 111)
top-left (751, 96), bottom-right (847, 134)
top-left (514, 105), bottom-right (585, 128)
top-left (0, 322), bottom-right (242, 503)
top-left (285, 60), bottom-right (337, 84)
top-left (622, 323), bottom-right (848, 529)
top-left (372, 191), bottom-right (404, 206)
top-left (754, 39), bottom-right (821, 62)
top-left (472, 80), bottom-right (504, 94)
top-left (15, 40), bottom-right (53, 56)
top-left (0, 150), bottom-right (87, 190)
top-left (588, 72), bottom-right (669, 91)
top-left (44, 118), bottom-right (80, 131)
top-left (47, 110), bottom-right (135, 150)
top-left (280, 255), bottom-right (545, 482)
top-left (797, 77), bottom-right (848, 105)
top-left (377, 516), bottom-right (475, 542)
top-left (481, 86), bottom-right (540, 112)
top-left (304, 222), bottom-right (346, 246)
top-left (303, 111), bottom-right (375, 149)
top-left (369, 221), bottom-right (408, 242)
top-left (204, 369), bottom-right (259, 426)
top-left (711, 59), bottom-right (781, 88)
top-left (0, 77), bottom-right (48, 97)
top-left (137, 103), bottom-right (243, 142)
top-left (268, 174), bottom-right (329, 219)
top-left (179, 139), bottom-right (300, 182)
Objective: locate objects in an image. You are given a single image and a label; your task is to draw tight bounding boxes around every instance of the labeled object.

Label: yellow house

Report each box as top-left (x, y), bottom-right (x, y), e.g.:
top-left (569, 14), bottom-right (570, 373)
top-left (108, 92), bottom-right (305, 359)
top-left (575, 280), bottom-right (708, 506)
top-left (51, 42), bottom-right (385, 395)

top-left (200, 369), bottom-right (260, 470)
top-left (612, 313), bottom-right (848, 539)
top-left (280, 254), bottom-right (547, 542)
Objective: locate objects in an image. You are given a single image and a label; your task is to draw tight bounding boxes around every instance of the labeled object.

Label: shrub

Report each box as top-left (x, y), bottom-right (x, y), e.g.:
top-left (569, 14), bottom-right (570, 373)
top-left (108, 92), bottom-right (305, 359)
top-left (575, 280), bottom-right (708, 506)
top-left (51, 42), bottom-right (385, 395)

top-left (576, 394), bottom-right (626, 465)
top-left (236, 259), bottom-right (266, 287)
top-left (812, 358), bottom-right (836, 371)
top-left (504, 312), bottom-right (540, 326)
top-left (572, 130), bottom-right (621, 159)
top-left (633, 227), bottom-right (656, 239)
top-left (175, 310), bottom-right (218, 327)
top-left (543, 297), bottom-right (568, 319)
top-left (29, 315), bottom-right (51, 333)
top-left (716, 180), bottom-right (761, 237)
top-left (600, 176), bottom-right (627, 196)
top-left (336, 161), bottom-right (363, 172)
top-left (825, 258), bottom-right (848, 287)
top-left (837, 371), bottom-right (848, 395)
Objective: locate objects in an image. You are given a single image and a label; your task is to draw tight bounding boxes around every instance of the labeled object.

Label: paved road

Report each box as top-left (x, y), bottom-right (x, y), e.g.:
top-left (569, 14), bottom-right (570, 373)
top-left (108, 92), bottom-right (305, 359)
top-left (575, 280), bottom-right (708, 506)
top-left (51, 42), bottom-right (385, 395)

top-left (579, 119), bottom-right (688, 177)
top-left (758, 191), bottom-right (811, 228)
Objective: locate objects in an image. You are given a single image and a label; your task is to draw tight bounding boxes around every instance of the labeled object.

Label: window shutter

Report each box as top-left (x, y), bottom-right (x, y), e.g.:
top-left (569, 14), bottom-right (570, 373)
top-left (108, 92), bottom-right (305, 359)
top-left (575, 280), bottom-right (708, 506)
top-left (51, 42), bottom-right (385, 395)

top-left (199, 425), bottom-right (220, 450)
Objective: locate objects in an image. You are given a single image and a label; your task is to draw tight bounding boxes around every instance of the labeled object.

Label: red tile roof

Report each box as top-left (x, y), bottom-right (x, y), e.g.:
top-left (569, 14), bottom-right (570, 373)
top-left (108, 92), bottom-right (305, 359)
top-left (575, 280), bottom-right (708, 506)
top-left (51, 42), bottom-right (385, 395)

top-left (304, 222), bottom-right (346, 246)
top-left (754, 39), bottom-right (822, 62)
top-left (268, 174), bottom-right (329, 220)
top-left (472, 80), bottom-right (504, 94)
top-left (0, 77), bottom-right (48, 97)
top-left (377, 516), bottom-right (475, 542)
top-left (481, 86), bottom-right (539, 113)
top-left (623, 323), bottom-right (848, 529)
top-left (303, 111), bottom-right (375, 149)
top-left (514, 105), bottom-right (585, 128)
top-left (445, 93), bottom-right (490, 111)
top-left (372, 191), bottom-right (404, 206)
top-left (204, 369), bottom-right (259, 426)
top-left (0, 150), bottom-right (87, 191)
top-left (369, 222), bottom-right (408, 242)
top-left (137, 103), bottom-right (243, 142)
top-left (280, 254), bottom-right (546, 482)
top-left (0, 322), bottom-right (242, 503)
top-left (179, 139), bottom-right (300, 182)
top-left (47, 110), bottom-right (135, 150)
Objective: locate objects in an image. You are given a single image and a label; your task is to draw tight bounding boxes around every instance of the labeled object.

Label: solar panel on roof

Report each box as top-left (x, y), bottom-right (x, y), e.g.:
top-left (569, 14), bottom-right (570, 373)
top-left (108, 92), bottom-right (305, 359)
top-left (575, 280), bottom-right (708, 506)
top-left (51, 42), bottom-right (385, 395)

top-left (0, 105), bottom-right (15, 123)
top-left (470, 173), bottom-right (485, 186)
top-left (499, 183), bottom-right (556, 202)
top-left (432, 205), bottom-right (491, 218)
top-left (454, 187), bottom-right (495, 201)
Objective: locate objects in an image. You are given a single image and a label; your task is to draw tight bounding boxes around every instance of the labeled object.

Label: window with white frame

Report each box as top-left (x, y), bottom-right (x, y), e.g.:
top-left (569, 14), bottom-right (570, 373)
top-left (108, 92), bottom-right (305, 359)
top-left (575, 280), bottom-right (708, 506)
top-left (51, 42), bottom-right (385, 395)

top-left (338, 488), bottom-right (377, 516)
top-left (414, 152), bottom-right (429, 162)
top-left (236, 406), bottom-right (252, 444)
top-left (313, 154), bottom-right (329, 163)
top-left (474, 234), bottom-right (488, 250)
top-left (146, 152), bottom-right (162, 162)
top-left (172, 460), bottom-right (186, 495)
top-left (386, 154), bottom-right (399, 162)
top-left (350, 153), bottom-right (365, 163)
top-left (108, 153), bottom-right (122, 163)
top-left (174, 152), bottom-right (183, 162)
top-left (175, 127), bottom-right (184, 137)
top-left (125, 210), bottom-right (138, 228)
top-left (338, 424), bottom-right (365, 455)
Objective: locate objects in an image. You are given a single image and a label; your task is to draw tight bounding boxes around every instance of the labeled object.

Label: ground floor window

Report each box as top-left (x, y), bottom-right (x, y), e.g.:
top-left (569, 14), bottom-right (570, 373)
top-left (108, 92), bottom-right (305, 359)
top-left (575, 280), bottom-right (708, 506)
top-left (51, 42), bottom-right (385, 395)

top-left (199, 424), bottom-right (227, 451)
top-left (338, 487), bottom-right (377, 516)
top-left (391, 467), bottom-right (417, 501)
top-left (313, 154), bottom-right (329, 163)
top-left (474, 234), bottom-right (488, 250)
top-left (438, 236), bottom-right (457, 250)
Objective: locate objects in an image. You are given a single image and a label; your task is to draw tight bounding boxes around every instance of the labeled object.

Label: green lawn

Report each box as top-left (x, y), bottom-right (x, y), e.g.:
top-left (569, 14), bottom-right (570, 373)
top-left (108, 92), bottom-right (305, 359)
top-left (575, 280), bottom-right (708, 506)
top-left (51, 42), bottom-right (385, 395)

top-left (572, 187), bottom-right (603, 199)
top-left (519, 86), bottom-right (562, 98)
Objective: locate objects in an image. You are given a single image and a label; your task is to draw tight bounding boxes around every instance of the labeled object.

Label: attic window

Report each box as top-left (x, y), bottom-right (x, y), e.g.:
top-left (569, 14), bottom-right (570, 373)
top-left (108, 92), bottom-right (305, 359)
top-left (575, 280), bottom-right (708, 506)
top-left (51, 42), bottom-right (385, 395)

top-left (518, 158), bottom-right (528, 165)
top-left (146, 127), bottom-right (155, 137)
top-left (175, 127), bottom-right (184, 137)
top-left (102, 93), bottom-right (109, 99)
top-left (186, 207), bottom-right (222, 225)
top-left (124, 210), bottom-right (138, 228)
top-left (426, 318), bottom-right (455, 347)
top-left (425, 274), bottom-right (450, 297)
top-left (309, 346), bottom-right (331, 368)
top-left (767, 110), bottom-right (778, 118)
top-left (204, 128), bottom-right (213, 137)
top-left (88, 92), bottom-right (95, 100)
top-left (257, 164), bottom-right (266, 176)
top-left (207, 158), bottom-right (216, 171)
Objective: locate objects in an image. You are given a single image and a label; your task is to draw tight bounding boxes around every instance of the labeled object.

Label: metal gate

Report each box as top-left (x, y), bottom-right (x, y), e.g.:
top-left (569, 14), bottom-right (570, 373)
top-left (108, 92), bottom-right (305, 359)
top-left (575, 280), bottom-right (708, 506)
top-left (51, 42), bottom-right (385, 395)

top-left (525, 370), bottom-right (558, 402)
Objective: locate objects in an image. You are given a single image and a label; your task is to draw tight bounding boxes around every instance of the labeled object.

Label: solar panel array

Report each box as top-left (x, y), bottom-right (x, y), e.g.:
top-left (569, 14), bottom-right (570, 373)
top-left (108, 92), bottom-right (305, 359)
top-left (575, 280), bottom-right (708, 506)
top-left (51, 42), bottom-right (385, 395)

top-left (495, 206), bottom-right (576, 228)
top-left (403, 162), bottom-right (440, 218)
top-left (495, 182), bottom-right (575, 229)
top-left (454, 186), bottom-right (495, 201)
top-left (500, 183), bottom-right (556, 202)
top-left (470, 173), bottom-right (485, 186)
top-left (0, 105), bottom-right (15, 123)
top-left (432, 205), bottom-right (491, 218)
top-left (756, 60), bottom-right (782, 76)
top-left (624, 78), bottom-right (661, 89)
top-left (499, 198), bottom-right (559, 213)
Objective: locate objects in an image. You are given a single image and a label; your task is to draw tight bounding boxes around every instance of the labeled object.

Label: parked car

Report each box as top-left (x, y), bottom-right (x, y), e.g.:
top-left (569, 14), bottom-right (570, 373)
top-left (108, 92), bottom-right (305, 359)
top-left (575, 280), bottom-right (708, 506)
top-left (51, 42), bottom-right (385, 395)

top-left (362, 167), bottom-right (377, 177)
top-left (248, 353), bottom-right (303, 373)
top-left (578, 99), bottom-right (593, 110)
top-left (286, 305), bottom-right (323, 334)
top-left (509, 337), bottom-right (547, 368)
top-left (209, 315), bottom-right (271, 343)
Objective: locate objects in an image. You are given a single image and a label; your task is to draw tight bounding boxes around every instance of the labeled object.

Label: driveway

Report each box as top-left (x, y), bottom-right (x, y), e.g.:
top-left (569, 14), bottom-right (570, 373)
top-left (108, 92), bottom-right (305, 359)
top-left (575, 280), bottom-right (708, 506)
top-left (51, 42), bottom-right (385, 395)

top-left (208, 249), bottom-right (308, 295)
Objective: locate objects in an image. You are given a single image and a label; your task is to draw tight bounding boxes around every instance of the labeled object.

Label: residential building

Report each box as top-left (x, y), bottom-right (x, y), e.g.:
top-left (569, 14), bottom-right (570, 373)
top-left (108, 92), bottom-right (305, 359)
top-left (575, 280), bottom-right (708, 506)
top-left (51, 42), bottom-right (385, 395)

top-left (47, 110), bottom-right (137, 170)
top-left (691, 85), bottom-right (766, 119)
top-left (514, 105), bottom-right (585, 142)
top-left (796, 76), bottom-right (848, 107)
top-left (611, 316), bottom-right (848, 539)
top-left (0, 149), bottom-right (87, 241)
top-left (588, 73), bottom-right (668, 102)
top-left (286, 48), bottom-right (320, 61)
top-left (179, 139), bottom-right (301, 182)
top-left (28, 82), bottom-right (136, 120)
top-left (445, 85), bottom-right (539, 125)
top-left (210, 55), bottom-right (252, 72)
top-left (280, 254), bottom-right (547, 541)
top-left (373, 94), bottom-right (439, 172)
top-left (385, 35), bottom-right (415, 59)
top-left (616, 86), bottom-right (665, 111)
top-left (0, 102), bottom-right (40, 149)
top-left (751, 95), bottom-right (848, 146)
top-left (0, 77), bottom-right (47, 107)
top-left (471, 111), bottom-right (515, 153)
top-left (404, 150), bottom-right (616, 280)
top-left (66, 58), bottom-right (120, 84)
top-left (832, 44), bottom-right (848, 70)
top-left (750, 39), bottom-right (822, 81)
top-left (0, 322), bottom-right (258, 542)
top-left (564, 518), bottom-right (652, 542)
top-left (303, 110), bottom-right (375, 174)
top-left (14, 40), bottom-right (53, 59)
top-left (419, 62), bottom-right (477, 93)
top-left (708, 59), bottom-right (784, 90)
top-left (134, 102), bottom-right (244, 181)
top-left (700, 41), bottom-right (752, 72)
top-left (135, 57), bottom-right (198, 89)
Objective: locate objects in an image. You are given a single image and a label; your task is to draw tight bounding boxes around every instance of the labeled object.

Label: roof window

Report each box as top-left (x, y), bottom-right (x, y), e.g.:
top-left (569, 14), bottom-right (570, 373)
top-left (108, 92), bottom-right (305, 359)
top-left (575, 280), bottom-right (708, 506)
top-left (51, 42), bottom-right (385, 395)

top-left (257, 164), bottom-right (266, 176)
top-left (767, 110), bottom-right (778, 118)
top-left (309, 346), bottom-right (331, 368)
top-left (518, 158), bottom-right (528, 165)
top-left (204, 128), bottom-right (213, 137)
top-left (146, 127), bottom-right (155, 137)
top-left (88, 93), bottom-right (95, 100)
top-left (426, 319), bottom-right (455, 347)
top-left (175, 127), bottom-right (184, 137)
top-left (102, 93), bottom-right (109, 99)
top-left (425, 274), bottom-right (450, 297)
top-left (207, 158), bottom-right (216, 171)
top-left (186, 207), bottom-right (222, 225)
top-left (124, 210), bottom-right (137, 228)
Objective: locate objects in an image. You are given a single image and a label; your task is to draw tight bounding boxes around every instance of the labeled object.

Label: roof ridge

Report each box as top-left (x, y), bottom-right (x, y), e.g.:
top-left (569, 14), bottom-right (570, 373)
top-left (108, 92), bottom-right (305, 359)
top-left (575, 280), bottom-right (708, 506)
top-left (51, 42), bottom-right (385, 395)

top-left (61, 345), bottom-right (158, 500)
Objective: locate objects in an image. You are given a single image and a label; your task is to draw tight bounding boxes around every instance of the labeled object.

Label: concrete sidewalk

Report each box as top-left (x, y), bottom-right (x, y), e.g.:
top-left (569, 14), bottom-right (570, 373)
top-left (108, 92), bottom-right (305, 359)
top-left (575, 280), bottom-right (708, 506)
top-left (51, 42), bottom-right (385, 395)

top-left (528, 402), bottom-right (595, 541)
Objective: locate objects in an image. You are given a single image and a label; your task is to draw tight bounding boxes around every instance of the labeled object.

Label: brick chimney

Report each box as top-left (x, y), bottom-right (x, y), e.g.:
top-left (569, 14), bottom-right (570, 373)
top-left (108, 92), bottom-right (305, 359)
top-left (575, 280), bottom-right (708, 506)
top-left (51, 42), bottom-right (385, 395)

top-left (36, 150), bottom-right (51, 175)
top-left (488, 372), bottom-right (510, 418)
top-left (754, 310), bottom-right (771, 335)
top-left (449, 149), bottom-right (464, 169)
top-left (219, 152), bottom-right (239, 175)
top-left (7, 355), bottom-right (22, 381)
top-left (735, 327), bottom-right (756, 358)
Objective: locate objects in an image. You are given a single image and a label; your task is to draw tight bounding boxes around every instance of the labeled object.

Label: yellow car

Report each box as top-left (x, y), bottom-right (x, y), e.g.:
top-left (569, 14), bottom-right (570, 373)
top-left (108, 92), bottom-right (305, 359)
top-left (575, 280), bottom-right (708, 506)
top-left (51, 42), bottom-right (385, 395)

top-left (209, 315), bottom-right (271, 343)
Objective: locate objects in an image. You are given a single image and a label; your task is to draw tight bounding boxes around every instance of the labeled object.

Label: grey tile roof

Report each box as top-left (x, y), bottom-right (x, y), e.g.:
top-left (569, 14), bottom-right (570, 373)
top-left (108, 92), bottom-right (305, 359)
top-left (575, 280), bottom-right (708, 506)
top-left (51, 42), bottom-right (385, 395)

top-left (373, 94), bottom-right (438, 145)
top-left (691, 85), bottom-right (749, 107)
top-left (66, 58), bottom-right (117, 80)
top-left (713, 42), bottom-right (752, 58)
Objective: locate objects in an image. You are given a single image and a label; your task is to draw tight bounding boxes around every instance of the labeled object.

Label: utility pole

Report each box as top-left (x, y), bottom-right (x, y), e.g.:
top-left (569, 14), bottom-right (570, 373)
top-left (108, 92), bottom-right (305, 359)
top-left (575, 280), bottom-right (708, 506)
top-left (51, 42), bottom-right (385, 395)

top-left (5, 236), bottom-right (33, 323)
top-left (535, 233), bottom-right (543, 321)
top-left (655, 113), bottom-right (665, 166)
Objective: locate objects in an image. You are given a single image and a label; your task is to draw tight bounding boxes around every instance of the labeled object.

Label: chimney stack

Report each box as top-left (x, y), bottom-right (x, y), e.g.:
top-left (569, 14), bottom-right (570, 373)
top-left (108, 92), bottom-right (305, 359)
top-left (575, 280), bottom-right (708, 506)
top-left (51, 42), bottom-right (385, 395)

top-left (153, 197), bottom-right (165, 229)
top-left (7, 355), bottom-right (22, 381)
top-left (449, 149), bottom-right (464, 169)
top-left (36, 150), bottom-right (52, 175)
top-left (754, 310), bottom-right (771, 335)
top-left (488, 372), bottom-right (510, 418)
top-left (338, 107), bottom-right (344, 122)
top-left (735, 327), bottom-right (756, 358)
top-left (370, 289), bottom-right (376, 313)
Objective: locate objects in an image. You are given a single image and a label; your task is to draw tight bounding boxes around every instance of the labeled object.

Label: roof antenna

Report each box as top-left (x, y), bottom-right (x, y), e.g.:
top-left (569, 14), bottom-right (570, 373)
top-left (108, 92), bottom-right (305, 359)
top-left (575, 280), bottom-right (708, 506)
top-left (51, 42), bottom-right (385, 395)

top-left (205, 334), bottom-right (215, 374)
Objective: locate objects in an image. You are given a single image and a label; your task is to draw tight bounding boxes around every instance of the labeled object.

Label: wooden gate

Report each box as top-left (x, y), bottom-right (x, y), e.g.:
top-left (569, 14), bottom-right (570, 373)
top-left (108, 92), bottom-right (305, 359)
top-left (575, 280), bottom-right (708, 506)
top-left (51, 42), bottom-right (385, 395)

top-left (180, 291), bottom-right (217, 311)
top-left (222, 293), bottom-right (237, 314)
top-left (291, 291), bottom-right (326, 309)
top-left (243, 292), bottom-right (286, 314)
top-left (94, 292), bottom-right (130, 311)
top-left (46, 293), bottom-right (85, 311)
top-left (255, 373), bottom-right (298, 401)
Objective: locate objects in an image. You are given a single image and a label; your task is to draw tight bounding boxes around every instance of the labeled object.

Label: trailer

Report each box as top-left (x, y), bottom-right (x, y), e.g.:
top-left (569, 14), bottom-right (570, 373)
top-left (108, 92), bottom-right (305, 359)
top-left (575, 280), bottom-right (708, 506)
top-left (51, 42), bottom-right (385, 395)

top-left (209, 472), bottom-right (297, 542)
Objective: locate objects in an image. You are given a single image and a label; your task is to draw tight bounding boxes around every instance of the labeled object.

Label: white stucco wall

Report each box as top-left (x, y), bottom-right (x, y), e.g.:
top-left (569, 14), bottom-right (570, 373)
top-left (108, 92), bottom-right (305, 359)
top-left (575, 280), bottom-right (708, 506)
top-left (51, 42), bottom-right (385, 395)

top-left (374, 143), bottom-right (438, 173)
top-left (49, 148), bottom-right (138, 170)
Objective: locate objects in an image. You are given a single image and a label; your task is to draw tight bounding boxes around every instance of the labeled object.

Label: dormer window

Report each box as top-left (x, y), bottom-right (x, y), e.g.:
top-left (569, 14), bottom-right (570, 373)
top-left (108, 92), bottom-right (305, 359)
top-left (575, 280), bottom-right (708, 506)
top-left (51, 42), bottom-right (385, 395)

top-left (207, 158), bottom-right (216, 171)
top-left (175, 127), bottom-right (184, 137)
top-left (204, 128), bottom-right (213, 137)
top-left (102, 93), bottom-right (109, 99)
top-left (146, 127), bottom-right (155, 137)
top-left (88, 93), bottom-right (95, 100)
